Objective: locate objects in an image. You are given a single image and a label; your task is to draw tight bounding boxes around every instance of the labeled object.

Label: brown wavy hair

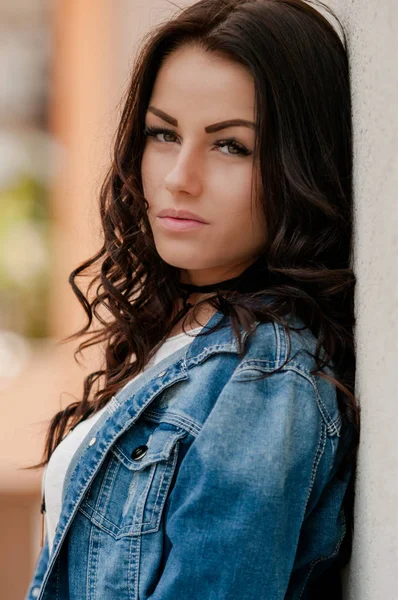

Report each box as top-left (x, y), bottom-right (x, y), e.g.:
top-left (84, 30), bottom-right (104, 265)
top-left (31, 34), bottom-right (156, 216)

top-left (26, 0), bottom-right (359, 571)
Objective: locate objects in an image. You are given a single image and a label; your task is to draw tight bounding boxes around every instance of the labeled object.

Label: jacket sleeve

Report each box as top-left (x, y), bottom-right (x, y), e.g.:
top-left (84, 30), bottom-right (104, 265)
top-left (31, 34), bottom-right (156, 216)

top-left (148, 365), bottom-right (333, 600)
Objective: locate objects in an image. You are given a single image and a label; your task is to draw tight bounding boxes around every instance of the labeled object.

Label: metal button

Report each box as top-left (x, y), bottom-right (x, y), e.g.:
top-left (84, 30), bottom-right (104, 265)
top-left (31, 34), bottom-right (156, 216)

top-left (88, 437), bottom-right (96, 447)
top-left (131, 445), bottom-right (148, 460)
top-left (157, 369), bottom-right (167, 378)
top-left (31, 587), bottom-right (40, 598)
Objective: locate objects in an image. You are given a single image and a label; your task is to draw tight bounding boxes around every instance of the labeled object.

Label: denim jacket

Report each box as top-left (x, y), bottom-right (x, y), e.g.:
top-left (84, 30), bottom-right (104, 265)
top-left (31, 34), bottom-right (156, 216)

top-left (25, 305), bottom-right (354, 600)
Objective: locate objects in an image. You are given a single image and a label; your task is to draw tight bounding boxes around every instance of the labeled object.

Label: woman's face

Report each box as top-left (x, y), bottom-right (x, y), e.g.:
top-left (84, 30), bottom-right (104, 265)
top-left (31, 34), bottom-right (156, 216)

top-left (141, 45), bottom-right (267, 285)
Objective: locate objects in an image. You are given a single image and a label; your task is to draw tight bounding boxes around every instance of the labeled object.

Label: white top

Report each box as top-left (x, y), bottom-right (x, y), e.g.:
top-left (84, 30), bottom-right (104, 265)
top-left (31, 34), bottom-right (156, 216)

top-left (42, 327), bottom-right (202, 554)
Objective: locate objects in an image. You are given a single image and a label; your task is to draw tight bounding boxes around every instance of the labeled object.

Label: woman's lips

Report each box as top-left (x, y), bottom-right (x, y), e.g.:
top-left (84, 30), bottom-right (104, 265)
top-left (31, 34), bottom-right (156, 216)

top-left (157, 216), bottom-right (208, 231)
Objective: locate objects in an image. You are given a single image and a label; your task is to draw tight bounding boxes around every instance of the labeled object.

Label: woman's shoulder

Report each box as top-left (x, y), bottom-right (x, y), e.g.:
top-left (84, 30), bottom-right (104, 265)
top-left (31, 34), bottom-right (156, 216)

top-left (242, 316), bottom-right (342, 437)
top-left (247, 314), bottom-right (326, 372)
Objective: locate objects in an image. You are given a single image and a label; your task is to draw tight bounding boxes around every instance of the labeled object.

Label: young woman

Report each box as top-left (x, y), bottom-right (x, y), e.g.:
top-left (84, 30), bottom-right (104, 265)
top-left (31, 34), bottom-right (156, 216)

top-left (25, 0), bottom-right (360, 598)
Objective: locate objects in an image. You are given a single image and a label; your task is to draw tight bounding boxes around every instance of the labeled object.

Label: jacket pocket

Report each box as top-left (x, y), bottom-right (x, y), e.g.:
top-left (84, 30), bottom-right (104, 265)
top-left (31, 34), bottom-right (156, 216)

top-left (78, 421), bottom-right (188, 539)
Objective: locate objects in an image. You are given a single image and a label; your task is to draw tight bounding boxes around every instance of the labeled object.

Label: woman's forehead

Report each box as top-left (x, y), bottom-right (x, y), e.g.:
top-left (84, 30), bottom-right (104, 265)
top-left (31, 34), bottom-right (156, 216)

top-left (149, 46), bottom-right (255, 119)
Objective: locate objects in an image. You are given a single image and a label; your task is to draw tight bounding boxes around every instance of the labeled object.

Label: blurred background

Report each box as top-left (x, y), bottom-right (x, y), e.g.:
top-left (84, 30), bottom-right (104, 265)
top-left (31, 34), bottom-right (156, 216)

top-left (0, 1), bottom-right (397, 599)
top-left (0, 0), bottom-right (192, 597)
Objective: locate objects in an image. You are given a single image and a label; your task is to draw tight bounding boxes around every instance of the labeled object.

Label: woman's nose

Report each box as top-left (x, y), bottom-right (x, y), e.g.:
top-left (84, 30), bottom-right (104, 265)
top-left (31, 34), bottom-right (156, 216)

top-left (164, 150), bottom-right (203, 197)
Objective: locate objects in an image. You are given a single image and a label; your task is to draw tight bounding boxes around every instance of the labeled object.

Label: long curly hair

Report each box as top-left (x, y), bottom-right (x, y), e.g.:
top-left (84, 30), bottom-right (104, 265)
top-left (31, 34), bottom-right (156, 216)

top-left (26, 0), bottom-right (359, 569)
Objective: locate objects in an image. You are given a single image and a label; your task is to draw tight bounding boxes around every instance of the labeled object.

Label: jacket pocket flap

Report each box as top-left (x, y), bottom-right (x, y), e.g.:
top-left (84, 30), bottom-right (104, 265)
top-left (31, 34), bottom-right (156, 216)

top-left (110, 423), bottom-right (188, 472)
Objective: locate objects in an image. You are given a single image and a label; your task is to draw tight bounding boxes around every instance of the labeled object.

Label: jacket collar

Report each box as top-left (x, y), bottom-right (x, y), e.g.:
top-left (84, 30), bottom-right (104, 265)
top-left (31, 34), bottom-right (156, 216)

top-left (183, 292), bottom-right (275, 364)
top-left (103, 304), bottom-right (262, 415)
top-left (184, 308), bottom-right (258, 367)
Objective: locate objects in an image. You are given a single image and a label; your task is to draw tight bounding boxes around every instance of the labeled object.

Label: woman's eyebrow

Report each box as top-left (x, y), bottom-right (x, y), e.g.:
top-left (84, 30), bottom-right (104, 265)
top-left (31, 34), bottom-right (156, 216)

top-left (146, 105), bottom-right (257, 132)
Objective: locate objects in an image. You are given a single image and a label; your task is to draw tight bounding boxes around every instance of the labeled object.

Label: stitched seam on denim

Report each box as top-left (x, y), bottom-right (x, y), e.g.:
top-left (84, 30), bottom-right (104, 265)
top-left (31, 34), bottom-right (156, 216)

top-left (83, 482), bottom-right (150, 535)
top-left (303, 423), bottom-right (327, 519)
top-left (235, 361), bottom-right (279, 372)
top-left (86, 521), bottom-right (92, 599)
top-left (127, 534), bottom-right (140, 600)
top-left (133, 528), bottom-right (141, 600)
top-left (151, 443), bottom-right (179, 530)
top-left (288, 359), bottom-right (341, 435)
top-left (79, 506), bottom-right (118, 537)
top-left (128, 535), bottom-right (133, 600)
top-left (144, 408), bottom-right (201, 432)
top-left (331, 411), bottom-right (342, 436)
top-left (136, 462), bottom-right (156, 527)
top-left (235, 360), bottom-right (341, 436)
top-left (146, 413), bottom-right (200, 437)
top-left (310, 372), bottom-right (341, 436)
top-left (187, 343), bottom-right (236, 366)
top-left (83, 499), bottom-right (101, 515)
top-left (81, 462), bottom-right (133, 532)
top-left (143, 409), bottom-right (201, 437)
top-left (139, 456), bottom-right (170, 528)
top-left (79, 503), bottom-right (162, 537)
top-left (82, 468), bottom-right (149, 534)
top-left (98, 456), bottom-right (120, 517)
top-left (87, 520), bottom-right (98, 600)
top-left (93, 527), bottom-right (100, 600)
top-left (285, 366), bottom-right (339, 436)
top-left (111, 444), bottom-right (136, 467)
top-left (80, 457), bottom-right (117, 522)
top-left (139, 462), bottom-right (166, 526)
top-left (107, 395), bottom-right (120, 413)
top-left (55, 554), bottom-right (60, 600)
top-left (298, 506), bottom-right (347, 600)
top-left (274, 321), bottom-right (283, 364)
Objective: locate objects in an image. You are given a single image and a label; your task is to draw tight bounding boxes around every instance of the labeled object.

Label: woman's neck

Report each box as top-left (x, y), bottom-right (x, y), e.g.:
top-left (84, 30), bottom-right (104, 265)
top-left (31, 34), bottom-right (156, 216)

top-left (168, 292), bottom-right (217, 338)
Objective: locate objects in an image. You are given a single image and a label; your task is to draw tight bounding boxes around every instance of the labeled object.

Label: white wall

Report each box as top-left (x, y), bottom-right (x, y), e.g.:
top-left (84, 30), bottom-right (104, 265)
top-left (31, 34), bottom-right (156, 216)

top-left (324, 1), bottom-right (398, 598)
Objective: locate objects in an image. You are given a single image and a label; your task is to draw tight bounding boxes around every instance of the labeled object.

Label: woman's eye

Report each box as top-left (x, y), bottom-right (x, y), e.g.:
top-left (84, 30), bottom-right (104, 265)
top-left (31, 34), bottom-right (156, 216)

top-left (143, 126), bottom-right (178, 144)
top-left (143, 125), bottom-right (251, 157)
top-left (215, 140), bottom-right (251, 156)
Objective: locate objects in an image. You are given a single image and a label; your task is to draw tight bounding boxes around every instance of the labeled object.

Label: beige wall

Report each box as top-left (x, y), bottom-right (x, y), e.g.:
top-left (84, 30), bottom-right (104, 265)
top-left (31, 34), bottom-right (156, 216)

top-left (323, 1), bottom-right (398, 599)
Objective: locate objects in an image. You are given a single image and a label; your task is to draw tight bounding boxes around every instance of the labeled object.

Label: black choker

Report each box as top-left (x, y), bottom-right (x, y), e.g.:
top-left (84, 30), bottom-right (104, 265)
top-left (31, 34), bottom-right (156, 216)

top-left (172, 257), bottom-right (273, 327)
